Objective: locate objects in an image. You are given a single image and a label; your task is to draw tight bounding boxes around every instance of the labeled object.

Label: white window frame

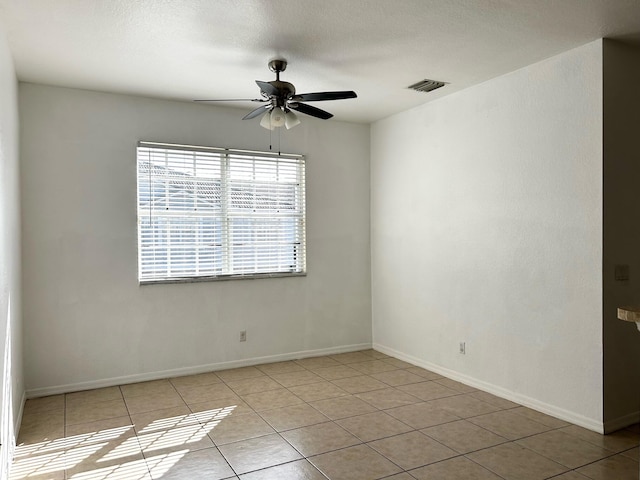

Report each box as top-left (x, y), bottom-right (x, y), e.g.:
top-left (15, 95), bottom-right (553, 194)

top-left (137, 141), bottom-right (306, 284)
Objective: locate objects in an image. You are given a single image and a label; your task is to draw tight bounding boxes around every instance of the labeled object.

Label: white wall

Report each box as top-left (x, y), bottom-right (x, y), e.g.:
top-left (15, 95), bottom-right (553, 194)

top-left (19, 84), bottom-right (371, 394)
top-left (0, 24), bottom-right (24, 475)
top-left (602, 40), bottom-right (640, 430)
top-left (371, 41), bottom-right (604, 429)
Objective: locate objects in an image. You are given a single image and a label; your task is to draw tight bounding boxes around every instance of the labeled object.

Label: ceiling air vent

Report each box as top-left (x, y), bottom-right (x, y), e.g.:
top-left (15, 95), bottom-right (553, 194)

top-left (407, 79), bottom-right (447, 93)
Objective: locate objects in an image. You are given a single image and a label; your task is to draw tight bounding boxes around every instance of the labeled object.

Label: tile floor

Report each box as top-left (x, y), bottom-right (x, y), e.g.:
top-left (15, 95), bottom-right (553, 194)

top-left (11, 349), bottom-right (640, 480)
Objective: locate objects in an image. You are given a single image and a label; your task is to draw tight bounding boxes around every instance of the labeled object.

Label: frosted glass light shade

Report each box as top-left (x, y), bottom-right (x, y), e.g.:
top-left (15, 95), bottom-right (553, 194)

top-left (260, 109), bottom-right (275, 130)
top-left (284, 110), bottom-right (300, 129)
top-left (270, 107), bottom-right (286, 127)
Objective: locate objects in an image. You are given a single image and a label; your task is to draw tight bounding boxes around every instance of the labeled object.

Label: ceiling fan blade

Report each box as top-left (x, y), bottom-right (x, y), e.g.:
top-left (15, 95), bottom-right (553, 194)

top-left (194, 98), bottom-right (266, 102)
top-left (291, 91), bottom-right (357, 102)
top-left (289, 102), bottom-right (333, 120)
top-left (256, 80), bottom-right (278, 97)
top-left (243, 105), bottom-right (271, 120)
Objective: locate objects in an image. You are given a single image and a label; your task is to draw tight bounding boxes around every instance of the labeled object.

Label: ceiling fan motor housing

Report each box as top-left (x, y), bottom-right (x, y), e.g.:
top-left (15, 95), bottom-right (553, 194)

top-left (267, 81), bottom-right (296, 106)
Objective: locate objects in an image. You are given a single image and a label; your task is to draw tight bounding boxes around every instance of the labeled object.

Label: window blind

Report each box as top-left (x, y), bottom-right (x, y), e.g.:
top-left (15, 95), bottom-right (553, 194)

top-left (137, 142), bottom-right (306, 283)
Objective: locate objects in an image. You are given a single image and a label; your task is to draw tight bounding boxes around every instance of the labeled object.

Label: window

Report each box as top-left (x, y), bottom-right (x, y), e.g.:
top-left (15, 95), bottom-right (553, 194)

top-left (137, 142), bottom-right (306, 283)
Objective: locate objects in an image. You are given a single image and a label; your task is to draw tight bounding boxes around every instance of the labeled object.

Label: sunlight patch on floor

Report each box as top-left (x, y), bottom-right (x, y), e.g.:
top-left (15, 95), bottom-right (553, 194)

top-left (11, 405), bottom-right (237, 479)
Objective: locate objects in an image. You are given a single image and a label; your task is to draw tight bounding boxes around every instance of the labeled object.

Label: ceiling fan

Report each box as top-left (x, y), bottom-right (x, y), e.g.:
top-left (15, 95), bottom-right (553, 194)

top-left (195, 59), bottom-right (357, 130)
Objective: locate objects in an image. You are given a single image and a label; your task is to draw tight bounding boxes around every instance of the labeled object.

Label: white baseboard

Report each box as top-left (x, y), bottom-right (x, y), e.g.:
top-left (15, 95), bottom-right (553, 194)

top-left (15, 389), bottom-right (25, 437)
top-left (373, 343), bottom-right (605, 434)
top-left (25, 343), bottom-right (372, 399)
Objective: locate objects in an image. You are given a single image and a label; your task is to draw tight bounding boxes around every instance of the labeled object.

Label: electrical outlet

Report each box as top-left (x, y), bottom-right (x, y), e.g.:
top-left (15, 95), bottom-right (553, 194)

top-left (459, 342), bottom-right (466, 354)
top-left (240, 330), bottom-right (247, 342)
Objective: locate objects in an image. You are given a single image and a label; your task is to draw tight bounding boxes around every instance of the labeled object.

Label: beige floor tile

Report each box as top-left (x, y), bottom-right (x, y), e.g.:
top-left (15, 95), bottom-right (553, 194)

top-left (10, 449), bottom-right (66, 480)
top-left (21, 352), bottom-right (637, 480)
top-left (258, 403), bottom-right (328, 432)
top-left (21, 409), bottom-right (64, 430)
top-left (294, 356), bottom-right (341, 370)
top-left (66, 398), bottom-right (129, 426)
top-left (397, 381), bottom-right (458, 401)
top-left (146, 447), bottom-right (235, 480)
top-left (329, 351), bottom-right (375, 364)
top-left (288, 381), bottom-right (349, 402)
top-left (548, 472), bottom-right (591, 479)
top-left (410, 455), bottom-right (503, 479)
top-left (65, 387), bottom-right (123, 407)
top-left (381, 474), bottom-right (415, 480)
top-left (12, 423), bottom-right (71, 479)
top-left (433, 378), bottom-right (477, 393)
top-left (369, 431), bottom-right (457, 470)
top-left (188, 396), bottom-right (253, 417)
top-left (120, 380), bottom-right (177, 399)
top-left (510, 406), bottom-right (570, 428)
top-left (270, 370), bottom-right (323, 388)
top-left (65, 416), bottom-right (135, 442)
top-left (23, 395), bottom-right (65, 416)
top-left (309, 395), bottom-right (378, 420)
top-left (360, 350), bottom-right (391, 360)
top-left (422, 419), bottom-right (508, 454)
top-left (576, 453), bottom-right (639, 480)
top-left (130, 405), bottom-right (198, 435)
top-left (428, 394), bottom-right (501, 418)
top-left (313, 365), bottom-right (362, 381)
top-left (226, 376), bottom-right (282, 396)
top-left (169, 372), bottom-right (221, 389)
top-left (241, 388), bottom-right (304, 412)
top-left (63, 418), bottom-right (137, 477)
top-left (215, 366), bottom-right (265, 383)
top-left (136, 423), bottom-right (215, 457)
top-left (174, 382), bottom-right (237, 404)
top-left (468, 410), bottom-right (552, 440)
top-left (467, 442), bottom-right (568, 480)
top-left (18, 410), bottom-right (65, 444)
top-left (64, 431), bottom-right (145, 478)
top-left (385, 402), bottom-right (460, 429)
top-left (309, 444), bottom-right (402, 480)
top-left (560, 425), bottom-right (640, 453)
top-left (370, 370), bottom-right (425, 387)
top-left (516, 429), bottom-right (615, 469)
top-left (207, 411), bottom-right (275, 445)
top-left (355, 387), bottom-right (421, 410)
top-left (13, 433), bottom-right (69, 465)
top-left (239, 459), bottom-right (326, 479)
top-left (468, 391), bottom-right (520, 410)
top-left (350, 360), bottom-right (399, 375)
top-left (124, 390), bottom-right (186, 415)
top-left (404, 367), bottom-right (443, 380)
top-left (336, 411), bottom-right (412, 442)
top-left (67, 456), bottom-right (152, 480)
top-left (189, 402), bottom-right (241, 429)
top-left (331, 375), bottom-right (388, 394)
top-left (218, 433), bottom-right (302, 475)
top-left (382, 358), bottom-right (416, 369)
top-left (281, 421), bottom-right (361, 456)
top-left (255, 361), bottom-right (305, 375)
top-left (621, 446), bottom-right (639, 460)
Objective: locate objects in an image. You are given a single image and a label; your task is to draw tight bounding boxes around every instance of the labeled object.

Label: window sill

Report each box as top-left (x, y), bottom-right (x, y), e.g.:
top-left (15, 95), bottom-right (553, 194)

top-left (139, 271), bottom-right (307, 285)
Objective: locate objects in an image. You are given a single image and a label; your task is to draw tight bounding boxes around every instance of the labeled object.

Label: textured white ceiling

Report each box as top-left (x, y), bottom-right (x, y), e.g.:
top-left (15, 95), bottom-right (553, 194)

top-left (1, 0), bottom-right (639, 123)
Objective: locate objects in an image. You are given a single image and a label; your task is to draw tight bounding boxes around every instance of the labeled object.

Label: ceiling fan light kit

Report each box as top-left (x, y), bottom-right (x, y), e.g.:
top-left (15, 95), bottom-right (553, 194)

top-left (196, 59), bottom-right (357, 130)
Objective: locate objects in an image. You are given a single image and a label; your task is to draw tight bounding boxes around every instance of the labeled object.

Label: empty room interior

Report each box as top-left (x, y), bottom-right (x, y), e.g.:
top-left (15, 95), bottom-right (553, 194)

top-left (1, 1), bottom-right (640, 479)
